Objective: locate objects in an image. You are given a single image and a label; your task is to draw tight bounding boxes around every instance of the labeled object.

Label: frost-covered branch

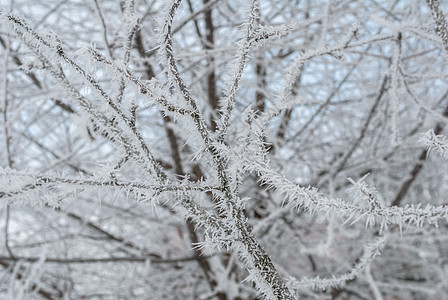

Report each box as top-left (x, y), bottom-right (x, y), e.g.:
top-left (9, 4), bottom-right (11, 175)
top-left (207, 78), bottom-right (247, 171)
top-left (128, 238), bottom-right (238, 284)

top-left (0, 254), bottom-right (217, 265)
top-left (86, 47), bottom-right (194, 116)
top-left (160, 2), bottom-right (296, 298)
top-left (259, 25), bottom-right (361, 125)
top-left (287, 237), bottom-right (386, 291)
top-left (0, 10), bottom-right (165, 179)
top-left (217, 0), bottom-right (259, 140)
top-left (244, 138), bottom-right (448, 228)
top-left (0, 169), bottom-right (223, 200)
top-left (420, 129), bottom-right (448, 159)
top-left (426, 0), bottom-right (448, 53)
top-left (2, 1), bottom-right (448, 299)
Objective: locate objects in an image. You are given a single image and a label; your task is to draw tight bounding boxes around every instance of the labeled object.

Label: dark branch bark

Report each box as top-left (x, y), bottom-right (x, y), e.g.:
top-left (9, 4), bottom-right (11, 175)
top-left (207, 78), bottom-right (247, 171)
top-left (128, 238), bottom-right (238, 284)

top-left (391, 95), bottom-right (448, 206)
top-left (202, 0), bottom-right (219, 131)
top-left (135, 24), bottom-right (225, 299)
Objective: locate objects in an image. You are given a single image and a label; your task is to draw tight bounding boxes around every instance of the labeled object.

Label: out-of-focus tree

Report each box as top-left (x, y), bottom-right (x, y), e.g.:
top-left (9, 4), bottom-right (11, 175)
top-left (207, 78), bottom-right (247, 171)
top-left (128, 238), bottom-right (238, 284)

top-left (1, 0), bottom-right (448, 299)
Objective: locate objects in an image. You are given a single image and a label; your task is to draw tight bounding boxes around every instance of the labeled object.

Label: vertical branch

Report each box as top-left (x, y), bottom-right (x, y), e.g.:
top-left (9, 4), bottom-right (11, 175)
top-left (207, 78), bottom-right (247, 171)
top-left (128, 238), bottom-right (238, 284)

top-left (1, 37), bottom-right (13, 169)
top-left (425, 0), bottom-right (448, 53)
top-left (203, 0), bottom-right (219, 131)
top-left (162, 2), bottom-right (295, 298)
top-left (93, 0), bottom-right (113, 58)
top-left (365, 265), bottom-right (383, 300)
top-left (389, 32), bottom-right (402, 146)
top-left (116, 0), bottom-right (138, 105)
top-left (136, 25), bottom-right (227, 297)
top-left (186, 0), bottom-right (204, 39)
top-left (163, 0), bottom-right (232, 191)
top-left (4, 206), bottom-right (14, 258)
top-left (254, 0), bottom-right (265, 115)
top-left (276, 66), bottom-right (304, 142)
top-left (218, 0), bottom-right (259, 141)
top-left (164, 0), bottom-right (202, 112)
top-left (1, 33), bottom-right (15, 259)
top-left (185, 0), bottom-right (219, 130)
top-left (255, 60), bottom-right (266, 114)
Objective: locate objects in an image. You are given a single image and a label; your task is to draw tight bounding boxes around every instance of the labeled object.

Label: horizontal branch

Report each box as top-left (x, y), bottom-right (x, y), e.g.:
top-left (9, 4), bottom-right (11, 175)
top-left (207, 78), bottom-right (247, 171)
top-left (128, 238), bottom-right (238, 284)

top-left (0, 171), bottom-right (224, 199)
top-left (244, 146), bottom-right (448, 228)
top-left (0, 254), bottom-right (214, 265)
